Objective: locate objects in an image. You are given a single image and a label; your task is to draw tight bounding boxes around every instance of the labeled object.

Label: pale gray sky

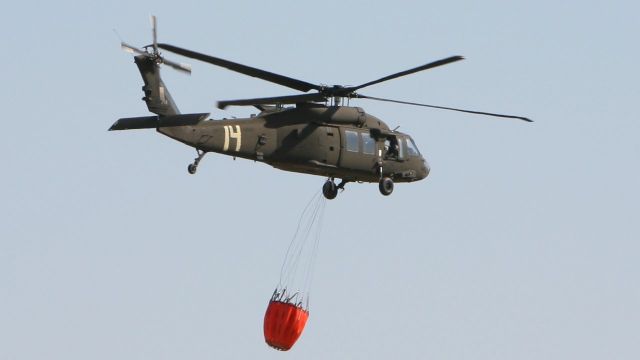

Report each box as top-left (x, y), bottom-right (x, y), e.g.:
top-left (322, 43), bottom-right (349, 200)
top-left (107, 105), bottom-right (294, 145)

top-left (1, 1), bottom-right (639, 359)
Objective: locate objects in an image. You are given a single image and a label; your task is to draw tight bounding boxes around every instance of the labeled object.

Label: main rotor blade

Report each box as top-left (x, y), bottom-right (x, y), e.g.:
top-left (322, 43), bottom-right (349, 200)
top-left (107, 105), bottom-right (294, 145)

top-left (349, 56), bottom-right (464, 92)
top-left (218, 93), bottom-right (326, 109)
top-left (158, 43), bottom-right (322, 93)
top-left (357, 94), bottom-right (532, 122)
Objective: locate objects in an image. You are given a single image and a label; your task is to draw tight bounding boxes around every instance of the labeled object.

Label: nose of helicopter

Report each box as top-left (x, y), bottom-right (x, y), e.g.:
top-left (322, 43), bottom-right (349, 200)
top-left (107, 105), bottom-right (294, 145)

top-left (418, 157), bottom-right (431, 180)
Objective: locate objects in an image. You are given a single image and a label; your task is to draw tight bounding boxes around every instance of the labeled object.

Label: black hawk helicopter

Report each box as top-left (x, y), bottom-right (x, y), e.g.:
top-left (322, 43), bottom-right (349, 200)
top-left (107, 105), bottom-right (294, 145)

top-left (111, 17), bottom-right (531, 199)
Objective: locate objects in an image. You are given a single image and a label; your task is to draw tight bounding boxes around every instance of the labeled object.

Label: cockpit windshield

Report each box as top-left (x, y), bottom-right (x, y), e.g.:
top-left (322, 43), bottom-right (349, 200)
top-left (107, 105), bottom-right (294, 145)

top-left (406, 136), bottom-right (421, 156)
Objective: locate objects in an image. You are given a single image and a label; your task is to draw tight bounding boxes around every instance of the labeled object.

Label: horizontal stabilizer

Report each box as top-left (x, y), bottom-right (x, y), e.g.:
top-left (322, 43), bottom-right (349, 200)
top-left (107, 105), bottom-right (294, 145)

top-left (109, 115), bottom-right (157, 130)
top-left (109, 113), bottom-right (209, 131)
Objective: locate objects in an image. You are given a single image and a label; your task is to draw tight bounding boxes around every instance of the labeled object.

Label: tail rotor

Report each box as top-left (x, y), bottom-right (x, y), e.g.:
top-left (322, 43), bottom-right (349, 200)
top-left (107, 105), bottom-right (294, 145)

top-left (120, 16), bottom-right (191, 75)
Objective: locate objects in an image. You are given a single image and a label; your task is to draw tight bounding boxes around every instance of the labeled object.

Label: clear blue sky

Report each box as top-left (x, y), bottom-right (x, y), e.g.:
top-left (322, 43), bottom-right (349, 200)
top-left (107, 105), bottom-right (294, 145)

top-left (1, 1), bottom-right (639, 359)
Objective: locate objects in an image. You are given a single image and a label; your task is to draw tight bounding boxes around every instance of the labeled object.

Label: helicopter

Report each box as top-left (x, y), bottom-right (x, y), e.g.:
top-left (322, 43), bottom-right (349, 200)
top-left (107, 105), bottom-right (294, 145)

top-left (111, 17), bottom-right (531, 200)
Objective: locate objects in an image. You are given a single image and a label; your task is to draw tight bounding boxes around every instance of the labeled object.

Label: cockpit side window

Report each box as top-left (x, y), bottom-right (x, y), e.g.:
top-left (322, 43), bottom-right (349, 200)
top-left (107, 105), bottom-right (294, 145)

top-left (406, 137), bottom-right (420, 156)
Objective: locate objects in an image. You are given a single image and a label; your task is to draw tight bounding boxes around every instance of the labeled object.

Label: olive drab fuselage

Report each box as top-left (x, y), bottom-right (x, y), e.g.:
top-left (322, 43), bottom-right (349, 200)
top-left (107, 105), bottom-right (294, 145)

top-left (112, 54), bottom-right (441, 198)
top-left (159, 105), bottom-right (430, 183)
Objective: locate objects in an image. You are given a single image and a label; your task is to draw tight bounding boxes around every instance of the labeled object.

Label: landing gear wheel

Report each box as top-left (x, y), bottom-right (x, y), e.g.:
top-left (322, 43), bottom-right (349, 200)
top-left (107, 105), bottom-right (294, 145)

top-left (187, 150), bottom-right (206, 175)
top-left (322, 180), bottom-right (338, 200)
top-left (379, 177), bottom-right (394, 196)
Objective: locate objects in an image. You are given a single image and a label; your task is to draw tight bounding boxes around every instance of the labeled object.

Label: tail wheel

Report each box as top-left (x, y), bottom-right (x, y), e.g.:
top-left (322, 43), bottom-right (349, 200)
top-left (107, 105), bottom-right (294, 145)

top-left (322, 180), bottom-right (338, 200)
top-left (379, 177), bottom-right (394, 196)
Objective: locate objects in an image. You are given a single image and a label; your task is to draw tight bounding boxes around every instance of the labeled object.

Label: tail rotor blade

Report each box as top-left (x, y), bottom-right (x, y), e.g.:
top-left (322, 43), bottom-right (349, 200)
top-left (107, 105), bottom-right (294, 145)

top-left (151, 15), bottom-right (158, 53)
top-left (162, 58), bottom-right (192, 75)
top-left (121, 42), bottom-right (147, 56)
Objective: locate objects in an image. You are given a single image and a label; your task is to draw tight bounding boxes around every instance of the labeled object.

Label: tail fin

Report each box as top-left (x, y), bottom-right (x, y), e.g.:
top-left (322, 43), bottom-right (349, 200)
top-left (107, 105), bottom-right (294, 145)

top-left (135, 55), bottom-right (180, 116)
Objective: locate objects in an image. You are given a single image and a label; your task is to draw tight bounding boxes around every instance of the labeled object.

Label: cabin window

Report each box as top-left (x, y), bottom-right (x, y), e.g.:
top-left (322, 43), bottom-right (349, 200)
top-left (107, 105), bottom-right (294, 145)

top-left (362, 133), bottom-right (375, 155)
top-left (406, 137), bottom-right (420, 156)
top-left (345, 130), bottom-right (359, 152)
